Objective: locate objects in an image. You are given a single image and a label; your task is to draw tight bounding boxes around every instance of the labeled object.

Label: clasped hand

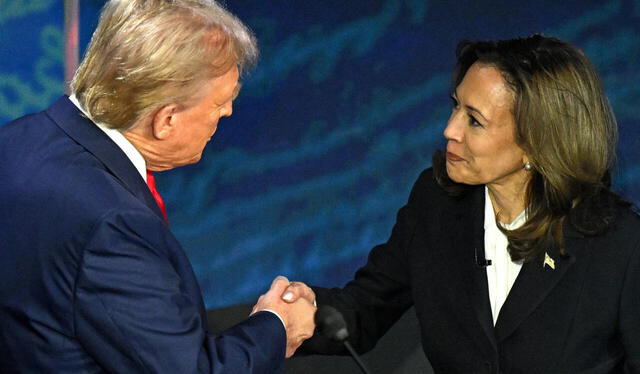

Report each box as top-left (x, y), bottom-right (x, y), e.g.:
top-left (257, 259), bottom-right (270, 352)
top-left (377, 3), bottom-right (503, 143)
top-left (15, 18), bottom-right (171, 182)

top-left (251, 276), bottom-right (316, 357)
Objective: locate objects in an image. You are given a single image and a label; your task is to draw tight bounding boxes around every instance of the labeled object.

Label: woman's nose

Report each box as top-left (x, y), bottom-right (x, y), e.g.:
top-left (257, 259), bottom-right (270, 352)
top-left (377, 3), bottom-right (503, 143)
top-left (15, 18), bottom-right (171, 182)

top-left (443, 113), bottom-right (464, 143)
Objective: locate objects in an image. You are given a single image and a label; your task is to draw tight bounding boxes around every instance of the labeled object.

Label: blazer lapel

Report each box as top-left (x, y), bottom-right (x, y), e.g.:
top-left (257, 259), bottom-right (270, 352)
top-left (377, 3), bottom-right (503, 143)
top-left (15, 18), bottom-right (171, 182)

top-left (45, 96), bottom-right (165, 221)
top-left (451, 187), bottom-right (497, 352)
top-left (494, 226), bottom-right (580, 342)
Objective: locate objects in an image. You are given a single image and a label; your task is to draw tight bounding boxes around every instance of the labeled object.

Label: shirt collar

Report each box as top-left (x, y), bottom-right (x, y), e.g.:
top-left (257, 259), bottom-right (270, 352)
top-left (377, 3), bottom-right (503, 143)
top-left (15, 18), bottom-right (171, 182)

top-left (484, 186), bottom-right (527, 231)
top-left (68, 95), bottom-right (147, 182)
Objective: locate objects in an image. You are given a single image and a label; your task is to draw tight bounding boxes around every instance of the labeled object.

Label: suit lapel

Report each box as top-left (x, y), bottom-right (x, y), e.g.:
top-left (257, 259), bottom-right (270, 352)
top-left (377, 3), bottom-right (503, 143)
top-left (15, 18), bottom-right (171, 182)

top-left (494, 227), bottom-right (580, 342)
top-left (45, 96), bottom-right (165, 221)
top-left (451, 187), bottom-right (497, 352)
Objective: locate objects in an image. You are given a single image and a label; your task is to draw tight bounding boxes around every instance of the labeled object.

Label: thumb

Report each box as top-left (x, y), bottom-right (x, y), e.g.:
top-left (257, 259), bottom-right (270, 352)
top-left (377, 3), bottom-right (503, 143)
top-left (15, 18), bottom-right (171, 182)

top-left (269, 275), bottom-right (290, 294)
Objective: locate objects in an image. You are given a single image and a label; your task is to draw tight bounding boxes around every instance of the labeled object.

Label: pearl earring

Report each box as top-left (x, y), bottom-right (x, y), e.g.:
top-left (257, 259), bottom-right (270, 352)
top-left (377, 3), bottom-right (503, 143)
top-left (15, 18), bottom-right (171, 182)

top-left (524, 163), bottom-right (532, 171)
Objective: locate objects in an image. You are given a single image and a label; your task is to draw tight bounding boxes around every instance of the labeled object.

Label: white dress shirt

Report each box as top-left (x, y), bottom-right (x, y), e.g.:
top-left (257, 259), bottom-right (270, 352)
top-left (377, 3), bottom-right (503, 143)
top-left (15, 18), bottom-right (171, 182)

top-left (483, 187), bottom-right (526, 325)
top-left (68, 95), bottom-right (147, 182)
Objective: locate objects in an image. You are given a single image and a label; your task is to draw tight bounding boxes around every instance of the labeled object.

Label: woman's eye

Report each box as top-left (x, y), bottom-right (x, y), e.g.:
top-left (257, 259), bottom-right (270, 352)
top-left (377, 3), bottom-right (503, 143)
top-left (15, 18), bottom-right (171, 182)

top-left (468, 115), bottom-right (482, 127)
top-left (450, 96), bottom-right (459, 110)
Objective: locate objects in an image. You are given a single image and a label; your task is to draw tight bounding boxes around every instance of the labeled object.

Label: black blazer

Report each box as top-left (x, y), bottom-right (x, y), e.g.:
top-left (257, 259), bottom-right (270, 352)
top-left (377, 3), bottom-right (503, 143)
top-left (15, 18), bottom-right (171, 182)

top-left (304, 168), bottom-right (640, 373)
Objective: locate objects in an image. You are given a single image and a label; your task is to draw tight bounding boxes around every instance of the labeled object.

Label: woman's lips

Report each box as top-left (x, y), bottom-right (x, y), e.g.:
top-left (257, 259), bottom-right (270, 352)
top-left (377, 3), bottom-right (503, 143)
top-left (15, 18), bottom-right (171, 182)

top-left (446, 151), bottom-right (464, 162)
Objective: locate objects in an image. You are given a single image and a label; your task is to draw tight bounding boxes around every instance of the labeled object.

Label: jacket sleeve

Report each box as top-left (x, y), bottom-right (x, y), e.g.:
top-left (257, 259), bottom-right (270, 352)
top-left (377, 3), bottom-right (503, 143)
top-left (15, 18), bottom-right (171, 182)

top-left (620, 234), bottom-right (640, 373)
top-left (73, 208), bottom-right (285, 374)
top-left (301, 169), bottom-right (434, 355)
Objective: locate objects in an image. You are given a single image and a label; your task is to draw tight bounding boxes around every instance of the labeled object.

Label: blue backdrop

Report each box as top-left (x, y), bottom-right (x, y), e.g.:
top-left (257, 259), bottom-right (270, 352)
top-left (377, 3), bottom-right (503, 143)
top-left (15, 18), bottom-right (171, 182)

top-left (1, 0), bottom-right (639, 308)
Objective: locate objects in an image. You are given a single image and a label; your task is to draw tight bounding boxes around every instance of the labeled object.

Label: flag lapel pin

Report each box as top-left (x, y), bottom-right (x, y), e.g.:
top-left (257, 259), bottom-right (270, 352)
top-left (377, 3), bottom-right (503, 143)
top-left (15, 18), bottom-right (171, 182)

top-left (544, 252), bottom-right (555, 270)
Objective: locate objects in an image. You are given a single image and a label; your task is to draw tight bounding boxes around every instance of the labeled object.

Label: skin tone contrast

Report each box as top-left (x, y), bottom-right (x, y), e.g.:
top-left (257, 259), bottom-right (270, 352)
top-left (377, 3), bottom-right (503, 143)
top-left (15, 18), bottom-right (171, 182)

top-left (124, 66), bottom-right (241, 171)
top-left (444, 62), bottom-right (530, 223)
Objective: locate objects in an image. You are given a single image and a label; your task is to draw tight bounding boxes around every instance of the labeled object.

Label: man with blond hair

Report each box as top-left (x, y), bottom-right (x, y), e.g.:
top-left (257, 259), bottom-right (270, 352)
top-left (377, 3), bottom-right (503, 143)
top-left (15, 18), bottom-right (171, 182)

top-left (0, 1), bottom-right (315, 372)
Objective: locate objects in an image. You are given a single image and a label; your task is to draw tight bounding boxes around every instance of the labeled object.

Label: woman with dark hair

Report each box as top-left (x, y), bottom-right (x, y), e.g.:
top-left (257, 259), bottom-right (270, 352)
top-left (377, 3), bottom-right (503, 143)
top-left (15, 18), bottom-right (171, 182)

top-left (286, 35), bottom-right (640, 373)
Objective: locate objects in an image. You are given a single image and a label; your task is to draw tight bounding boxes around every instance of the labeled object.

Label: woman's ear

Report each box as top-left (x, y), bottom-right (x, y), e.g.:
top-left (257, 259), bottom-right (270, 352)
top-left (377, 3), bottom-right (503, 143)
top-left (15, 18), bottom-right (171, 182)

top-left (151, 104), bottom-right (179, 140)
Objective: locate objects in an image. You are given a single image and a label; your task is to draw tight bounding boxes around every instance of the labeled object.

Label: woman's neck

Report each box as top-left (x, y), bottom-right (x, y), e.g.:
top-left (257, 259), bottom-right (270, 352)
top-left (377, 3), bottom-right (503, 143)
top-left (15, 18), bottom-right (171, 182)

top-left (487, 176), bottom-right (528, 224)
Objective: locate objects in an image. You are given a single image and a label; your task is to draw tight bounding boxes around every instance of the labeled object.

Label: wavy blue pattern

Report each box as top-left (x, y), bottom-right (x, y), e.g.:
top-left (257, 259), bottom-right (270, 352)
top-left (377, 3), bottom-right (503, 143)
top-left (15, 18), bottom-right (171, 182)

top-left (0, 2), bottom-right (62, 120)
top-left (1, 0), bottom-right (639, 308)
top-left (0, 0), bottom-right (54, 25)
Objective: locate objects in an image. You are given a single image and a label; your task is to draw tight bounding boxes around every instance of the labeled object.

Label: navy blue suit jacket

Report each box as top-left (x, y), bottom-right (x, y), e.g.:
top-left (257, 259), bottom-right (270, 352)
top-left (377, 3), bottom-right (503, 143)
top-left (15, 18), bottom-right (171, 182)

top-left (0, 97), bottom-right (285, 373)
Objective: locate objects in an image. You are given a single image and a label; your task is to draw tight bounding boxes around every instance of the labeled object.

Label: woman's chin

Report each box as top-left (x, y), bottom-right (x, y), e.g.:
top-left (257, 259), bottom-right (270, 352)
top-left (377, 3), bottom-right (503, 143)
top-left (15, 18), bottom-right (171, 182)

top-left (446, 166), bottom-right (475, 186)
top-left (445, 164), bottom-right (462, 183)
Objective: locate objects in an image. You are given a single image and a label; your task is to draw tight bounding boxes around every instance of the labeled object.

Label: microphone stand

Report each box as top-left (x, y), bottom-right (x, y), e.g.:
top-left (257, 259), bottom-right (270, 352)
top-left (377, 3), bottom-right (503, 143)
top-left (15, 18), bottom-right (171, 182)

top-left (343, 340), bottom-right (372, 374)
top-left (315, 305), bottom-right (373, 374)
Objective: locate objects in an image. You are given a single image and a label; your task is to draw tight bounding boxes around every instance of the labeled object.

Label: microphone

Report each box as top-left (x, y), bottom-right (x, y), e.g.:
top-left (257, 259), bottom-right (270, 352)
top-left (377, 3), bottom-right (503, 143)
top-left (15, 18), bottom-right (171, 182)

top-left (315, 305), bottom-right (372, 374)
top-left (475, 247), bottom-right (492, 267)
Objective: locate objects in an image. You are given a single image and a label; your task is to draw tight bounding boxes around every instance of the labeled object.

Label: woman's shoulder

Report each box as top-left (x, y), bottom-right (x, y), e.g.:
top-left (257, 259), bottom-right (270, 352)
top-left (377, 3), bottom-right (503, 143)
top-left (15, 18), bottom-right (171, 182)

top-left (411, 167), bottom-right (447, 200)
top-left (610, 199), bottom-right (640, 235)
top-left (570, 189), bottom-right (639, 234)
top-left (591, 201), bottom-right (640, 262)
top-left (571, 191), bottom-right (640, 249)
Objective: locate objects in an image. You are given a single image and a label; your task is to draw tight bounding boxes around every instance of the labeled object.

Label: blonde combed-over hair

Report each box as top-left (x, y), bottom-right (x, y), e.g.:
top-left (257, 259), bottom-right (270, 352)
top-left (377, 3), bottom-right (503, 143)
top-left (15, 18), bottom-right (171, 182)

top-left (71, 0), bottom-right (258, 130)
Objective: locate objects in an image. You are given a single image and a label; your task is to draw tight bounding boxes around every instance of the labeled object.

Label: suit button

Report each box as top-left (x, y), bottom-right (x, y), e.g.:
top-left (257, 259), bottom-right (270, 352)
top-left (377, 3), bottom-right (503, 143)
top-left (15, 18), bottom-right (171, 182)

top-left (484, 361), bottom-right (492, 372)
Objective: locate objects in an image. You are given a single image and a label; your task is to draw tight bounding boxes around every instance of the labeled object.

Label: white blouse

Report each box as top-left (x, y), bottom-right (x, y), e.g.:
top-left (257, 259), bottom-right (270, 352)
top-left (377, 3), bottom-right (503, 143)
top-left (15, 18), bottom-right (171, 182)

top-left (483, 187), bottom-right (526, 325)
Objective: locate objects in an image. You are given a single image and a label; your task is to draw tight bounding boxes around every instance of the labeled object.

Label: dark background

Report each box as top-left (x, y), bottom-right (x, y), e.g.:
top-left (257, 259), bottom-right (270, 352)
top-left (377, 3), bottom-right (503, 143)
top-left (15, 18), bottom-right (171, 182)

top-left (1, 0), bottom-right (639, 310)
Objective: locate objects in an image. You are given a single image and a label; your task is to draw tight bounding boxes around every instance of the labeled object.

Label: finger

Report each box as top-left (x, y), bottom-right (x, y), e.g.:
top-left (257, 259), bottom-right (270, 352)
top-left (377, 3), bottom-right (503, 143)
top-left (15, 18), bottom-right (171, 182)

top-left (270, 275), bottom-right (289, 288)
top-left (286, 342), bottom-right (302, 358)
top-left (265, 276), bottom-right (289, 298)
top-left (283, 282), bottom-right (315, 304)
top-left (281, 285), bottom-right (301, 302)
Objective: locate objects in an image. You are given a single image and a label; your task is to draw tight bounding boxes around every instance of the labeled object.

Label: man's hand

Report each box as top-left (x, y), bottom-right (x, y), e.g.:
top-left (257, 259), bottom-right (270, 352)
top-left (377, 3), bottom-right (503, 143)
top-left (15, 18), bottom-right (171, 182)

top-left (251, 276), bottom-right (316, 357)
top-left (281, 280), bottom-right (316, 306)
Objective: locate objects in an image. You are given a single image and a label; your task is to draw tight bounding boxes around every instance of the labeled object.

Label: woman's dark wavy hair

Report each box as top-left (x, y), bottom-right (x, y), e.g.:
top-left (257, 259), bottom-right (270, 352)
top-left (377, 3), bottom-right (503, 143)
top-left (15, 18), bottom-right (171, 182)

top-left (435, 34), bottom-right (622, 262)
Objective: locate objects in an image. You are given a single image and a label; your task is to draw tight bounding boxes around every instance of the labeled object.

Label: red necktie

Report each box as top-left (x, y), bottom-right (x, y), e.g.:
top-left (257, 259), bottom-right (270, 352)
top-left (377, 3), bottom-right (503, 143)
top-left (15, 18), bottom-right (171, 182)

top-left (146, 169), bottom-right (169, 224)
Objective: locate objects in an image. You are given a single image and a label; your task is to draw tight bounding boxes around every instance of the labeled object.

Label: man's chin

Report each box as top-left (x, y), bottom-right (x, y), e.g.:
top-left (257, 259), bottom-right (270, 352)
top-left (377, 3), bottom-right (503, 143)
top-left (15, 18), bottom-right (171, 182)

top-left (163, 154), bottom-right (203, 169)
top-left (186, 153), bottom-right (203, 165)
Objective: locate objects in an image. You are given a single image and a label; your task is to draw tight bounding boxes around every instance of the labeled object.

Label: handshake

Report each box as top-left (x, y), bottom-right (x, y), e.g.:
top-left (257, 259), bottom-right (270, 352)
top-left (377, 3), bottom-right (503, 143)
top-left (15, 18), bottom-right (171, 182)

top-left (250, 276), bottom-right (317, 357)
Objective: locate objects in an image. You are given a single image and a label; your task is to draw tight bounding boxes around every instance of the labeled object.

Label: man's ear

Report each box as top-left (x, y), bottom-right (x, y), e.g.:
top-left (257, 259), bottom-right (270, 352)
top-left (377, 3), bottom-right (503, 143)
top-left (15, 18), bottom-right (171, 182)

top-left (151, 104), bottom-right (179, 140)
